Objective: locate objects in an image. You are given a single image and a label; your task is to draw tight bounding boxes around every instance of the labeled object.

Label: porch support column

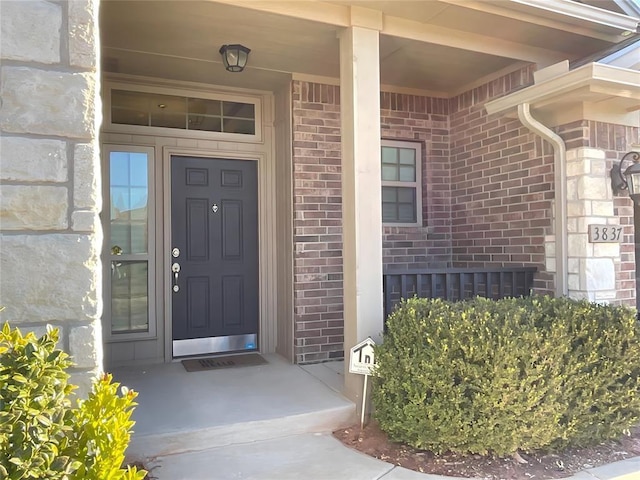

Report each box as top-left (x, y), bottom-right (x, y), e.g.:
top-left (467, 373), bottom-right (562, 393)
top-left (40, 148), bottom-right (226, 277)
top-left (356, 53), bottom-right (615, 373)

top-left (339, 11), bottom-right (384, 406)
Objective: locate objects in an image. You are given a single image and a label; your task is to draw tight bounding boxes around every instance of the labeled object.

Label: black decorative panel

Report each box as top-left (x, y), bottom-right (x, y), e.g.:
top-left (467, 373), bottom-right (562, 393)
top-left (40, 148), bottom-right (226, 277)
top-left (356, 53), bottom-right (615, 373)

top-left (187, 276), bottom-right (209, 330)
top-left (222, 275), bottom-right (244, 327)
top-left (221, 170), bottom-right (243, 187)
top-left (222, 200), bottom-right (243, 259)
top-left (186, 168), bottom-right (208, 186)
top-left (186, 198), bottom-right (209, 261)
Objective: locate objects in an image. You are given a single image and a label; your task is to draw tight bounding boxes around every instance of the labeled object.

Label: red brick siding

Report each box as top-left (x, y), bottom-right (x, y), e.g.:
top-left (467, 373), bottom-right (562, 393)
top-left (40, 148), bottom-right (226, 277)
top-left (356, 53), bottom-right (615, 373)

top-left (448, 66), bottom-right (555, 294)
top-left (381, 93), bottom-right (452, 270)
top-left (292, 81), bottom-right (344, 364)
top-left (292, 83), bottom-right (455, 363)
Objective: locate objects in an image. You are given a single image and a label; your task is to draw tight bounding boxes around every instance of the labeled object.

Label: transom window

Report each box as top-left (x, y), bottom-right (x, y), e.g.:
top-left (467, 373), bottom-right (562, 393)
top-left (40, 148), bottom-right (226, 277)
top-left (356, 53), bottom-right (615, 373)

top-left (111, 90), bottom-right (256, 135)
top-left (381, 140), bottom-right (422, 226)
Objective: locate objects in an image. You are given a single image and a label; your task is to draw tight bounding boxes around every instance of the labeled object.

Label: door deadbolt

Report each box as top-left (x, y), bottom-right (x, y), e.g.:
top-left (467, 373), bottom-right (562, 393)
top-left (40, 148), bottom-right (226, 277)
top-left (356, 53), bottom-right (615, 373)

top-left (172, 247), bottom-right (180, 258)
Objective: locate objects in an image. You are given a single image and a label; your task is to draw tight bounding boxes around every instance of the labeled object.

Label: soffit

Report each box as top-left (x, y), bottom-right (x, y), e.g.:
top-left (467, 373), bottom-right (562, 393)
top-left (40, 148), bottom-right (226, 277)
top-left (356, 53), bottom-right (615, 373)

top-left (100, 0), bottom-right (633, 94)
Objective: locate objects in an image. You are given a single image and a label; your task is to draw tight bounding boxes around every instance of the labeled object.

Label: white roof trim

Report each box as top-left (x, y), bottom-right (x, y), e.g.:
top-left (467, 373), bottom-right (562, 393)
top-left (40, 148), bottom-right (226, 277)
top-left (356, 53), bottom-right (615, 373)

top-left (613, 0), bottom-right (640, 18)
top-left (510, 0), bottom-right (639, 32)
top-left (485, 63), bottom-right (640, 116)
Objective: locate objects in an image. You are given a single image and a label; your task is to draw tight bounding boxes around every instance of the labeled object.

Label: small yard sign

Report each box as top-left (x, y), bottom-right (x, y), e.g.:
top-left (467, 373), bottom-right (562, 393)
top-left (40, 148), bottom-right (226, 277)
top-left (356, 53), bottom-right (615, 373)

top-left (349, 337), bottom-right (376, 375)
top-left (349, 337), bottom-right (377, 428)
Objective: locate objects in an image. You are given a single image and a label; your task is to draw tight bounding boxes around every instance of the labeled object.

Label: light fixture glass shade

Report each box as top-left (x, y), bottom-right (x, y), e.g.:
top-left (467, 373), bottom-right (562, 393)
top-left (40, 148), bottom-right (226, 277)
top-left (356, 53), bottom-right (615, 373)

top-left (624, 161), bottom-right (640, 196)
top-left (219, 44), bottom-right (251, 72)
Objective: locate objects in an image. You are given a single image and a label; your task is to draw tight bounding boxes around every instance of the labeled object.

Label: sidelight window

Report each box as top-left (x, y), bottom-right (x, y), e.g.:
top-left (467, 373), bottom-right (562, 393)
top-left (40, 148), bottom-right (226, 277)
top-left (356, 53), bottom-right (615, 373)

top-left (103, 145), bottom-right (156, 338)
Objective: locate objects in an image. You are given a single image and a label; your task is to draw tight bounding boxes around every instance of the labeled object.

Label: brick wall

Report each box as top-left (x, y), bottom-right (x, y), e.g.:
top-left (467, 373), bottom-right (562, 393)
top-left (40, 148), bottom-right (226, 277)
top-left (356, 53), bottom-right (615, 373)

top-left (292, 82), bottom-right (455, 363)
top-left (448, 66), bottom-right (555, 294)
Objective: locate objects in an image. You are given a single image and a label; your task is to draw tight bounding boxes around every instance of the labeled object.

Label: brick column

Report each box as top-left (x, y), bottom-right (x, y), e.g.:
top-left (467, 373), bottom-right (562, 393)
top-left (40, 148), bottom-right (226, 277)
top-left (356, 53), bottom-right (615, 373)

top-left (339, 20), bottom-right (384, 404)
top-left (0, 0), bottom-right (102, 395)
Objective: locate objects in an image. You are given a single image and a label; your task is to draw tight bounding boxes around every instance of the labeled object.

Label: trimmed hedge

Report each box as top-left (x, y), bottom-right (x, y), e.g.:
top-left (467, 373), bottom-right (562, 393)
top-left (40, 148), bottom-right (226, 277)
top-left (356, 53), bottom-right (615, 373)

top-left (372, 296), bottom-right (640, 456)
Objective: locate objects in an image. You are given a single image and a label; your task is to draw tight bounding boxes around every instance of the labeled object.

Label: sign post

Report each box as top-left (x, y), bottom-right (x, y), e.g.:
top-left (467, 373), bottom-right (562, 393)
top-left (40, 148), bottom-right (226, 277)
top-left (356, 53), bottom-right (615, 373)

top-left (349, 337), bottom-right (377, 429)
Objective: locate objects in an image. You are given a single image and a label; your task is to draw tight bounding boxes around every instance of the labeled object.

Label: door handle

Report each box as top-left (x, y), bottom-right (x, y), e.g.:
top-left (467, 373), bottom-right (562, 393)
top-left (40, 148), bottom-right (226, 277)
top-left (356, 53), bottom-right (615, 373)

top-left (172, 262), bottom-right (180, 292)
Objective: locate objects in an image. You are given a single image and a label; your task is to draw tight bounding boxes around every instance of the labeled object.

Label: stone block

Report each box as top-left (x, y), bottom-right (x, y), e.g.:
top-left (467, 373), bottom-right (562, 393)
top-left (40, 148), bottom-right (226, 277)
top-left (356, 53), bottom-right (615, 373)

top-left (0, 137), bottom-right (68, 182)
top-left (578, 176), bottom-right (609, 201)
top-left (69, 324), bottom-right (99, 368)
top-left (68, 0), bottom-right (98, 69)
top-left (0, 234), bottom-right (101, 322)
top-left (568, 273), bottom-right (579, 291)
top-left (584, 258), bottom-right (615, 292)
top-left (568, 257), bottom-right (579, 274)
top-left (568, 233), bottom-right (588, 257)
top-left (0, 1), bottom-right (61, 64)
top-left (0, 67), bottom-right (96, 139)
top-left (566, 159), bottom-right (588, 177)
top-left (545, 257), bottom-right (556, 273)
top-left (593, 242), bottom-right (620, 257)
top-left (0, 186), bottom-right (68, 230)
top-left (73, 143), bottom-right (100, 210)
top-left (591, 201), bottom-right (614, 216)
top-left (566, 178), bottom-right (578, 201)
top-left (567, 201), bottom-right (585, 217)
top-left (71, 210), bottom-right (100, 232)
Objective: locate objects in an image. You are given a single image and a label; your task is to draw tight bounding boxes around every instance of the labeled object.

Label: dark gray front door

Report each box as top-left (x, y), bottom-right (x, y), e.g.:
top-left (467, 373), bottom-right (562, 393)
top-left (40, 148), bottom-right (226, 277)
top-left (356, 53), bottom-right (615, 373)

top-left (171, 155), bottom-right (258, 356)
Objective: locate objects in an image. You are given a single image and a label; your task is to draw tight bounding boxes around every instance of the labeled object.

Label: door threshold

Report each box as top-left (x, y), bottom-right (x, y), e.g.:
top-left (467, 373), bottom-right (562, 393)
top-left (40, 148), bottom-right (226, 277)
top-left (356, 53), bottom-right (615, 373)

top-left (173, 334), bottom-right (257, 357)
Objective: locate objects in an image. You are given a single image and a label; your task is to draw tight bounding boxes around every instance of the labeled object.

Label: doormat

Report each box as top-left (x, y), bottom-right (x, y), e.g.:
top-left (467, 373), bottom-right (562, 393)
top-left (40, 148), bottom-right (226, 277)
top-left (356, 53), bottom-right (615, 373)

top-left (182, 353), bottom-right (267, 372)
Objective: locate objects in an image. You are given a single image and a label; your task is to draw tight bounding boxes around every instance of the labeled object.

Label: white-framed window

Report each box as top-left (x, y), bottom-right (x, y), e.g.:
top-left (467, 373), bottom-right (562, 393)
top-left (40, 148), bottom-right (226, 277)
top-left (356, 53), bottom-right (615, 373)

top-left (102, 144), bottom-right (156, 340)
top-left (103, 80), bottom-right (262, 143)
top-left (381, 140), bottom-right (422, 226)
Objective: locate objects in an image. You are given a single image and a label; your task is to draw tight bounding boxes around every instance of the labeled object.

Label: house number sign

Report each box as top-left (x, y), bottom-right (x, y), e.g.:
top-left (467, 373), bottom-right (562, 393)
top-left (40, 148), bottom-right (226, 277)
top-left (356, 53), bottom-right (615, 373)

top-left (588, 224), bottom-right (623, 243)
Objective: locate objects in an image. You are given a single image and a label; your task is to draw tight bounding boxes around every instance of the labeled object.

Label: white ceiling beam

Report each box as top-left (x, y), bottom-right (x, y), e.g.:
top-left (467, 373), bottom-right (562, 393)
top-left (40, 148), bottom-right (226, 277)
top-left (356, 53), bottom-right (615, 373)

top-left (437, 0), bottom-right (621, 42)
top-left (209, 0), bottom-right (350, 27)
top-left (212, 0), bottom-right (568, 64)
top-left (382, 16), bottom-right (567, 65)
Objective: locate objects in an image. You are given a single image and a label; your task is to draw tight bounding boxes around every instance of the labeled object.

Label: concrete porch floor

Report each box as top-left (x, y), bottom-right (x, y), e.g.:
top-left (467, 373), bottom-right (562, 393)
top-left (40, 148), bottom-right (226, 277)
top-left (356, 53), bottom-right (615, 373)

top-left (111, 354), bottom-right (355, 460)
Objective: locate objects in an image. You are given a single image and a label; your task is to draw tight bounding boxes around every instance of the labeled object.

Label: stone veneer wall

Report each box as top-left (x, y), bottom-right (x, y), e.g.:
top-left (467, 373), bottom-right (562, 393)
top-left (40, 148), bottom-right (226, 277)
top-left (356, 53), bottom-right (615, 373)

top-left (292, 81), bottom-right (453, 363)
top-left (449, 66), bottom-right (555, 295)
top-left (0, 0), bottom-right (102, 394)
top-left (555, 121), bottom-right (639, 306)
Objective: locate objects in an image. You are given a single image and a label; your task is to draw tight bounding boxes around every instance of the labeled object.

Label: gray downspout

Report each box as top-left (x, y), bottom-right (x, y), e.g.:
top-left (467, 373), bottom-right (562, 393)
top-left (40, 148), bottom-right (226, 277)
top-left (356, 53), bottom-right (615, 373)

top-left (517, 103), bottom-right (568, 297)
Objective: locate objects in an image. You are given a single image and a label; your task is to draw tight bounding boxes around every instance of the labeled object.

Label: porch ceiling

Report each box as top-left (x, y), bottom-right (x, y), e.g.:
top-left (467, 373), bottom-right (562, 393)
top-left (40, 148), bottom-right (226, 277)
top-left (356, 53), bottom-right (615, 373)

top-left (100, 0), bottom-right (637, 95)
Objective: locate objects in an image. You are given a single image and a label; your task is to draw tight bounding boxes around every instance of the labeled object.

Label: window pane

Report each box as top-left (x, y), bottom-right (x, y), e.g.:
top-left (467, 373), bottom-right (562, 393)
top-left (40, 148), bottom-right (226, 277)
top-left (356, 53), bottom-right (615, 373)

top-left (397, 187), bottom-right (415, 203)
top-left (398, 204), bottom-right (416, 223)
top-left (382, 203), bottom-right (397, 222)
top-left (110, 152), bottom-right (148, 254)
top-left (382, 186), bottom-right (417, 223)
top-left (223, 101), bottom-right (255, 118)
top-left (382, 186), bottom-right (397, 202)
top-left (150, 112), bottom-right (186, 129)
top-left (188, 98), bottom-right (221, 116)
top-left (382, 165), bottom-right (398, 181)
top-left (188, 115), bottom-right (222, 132)
top-left (399, 148), bottom-right (416, 165)
top-left (399, 165), bottom-right (415, 182)
top-left (111, 261), bottom-right (149, 333)
top-left (381, 146), bottom-right (398, 165)
top-left (222, 118), bottom-right (255, 135)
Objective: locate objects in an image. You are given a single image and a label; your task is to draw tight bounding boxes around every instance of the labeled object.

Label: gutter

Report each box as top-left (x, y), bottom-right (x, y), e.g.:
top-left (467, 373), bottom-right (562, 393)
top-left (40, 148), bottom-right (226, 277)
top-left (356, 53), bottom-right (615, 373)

top-left (517, 103), bottom-right (568, 297)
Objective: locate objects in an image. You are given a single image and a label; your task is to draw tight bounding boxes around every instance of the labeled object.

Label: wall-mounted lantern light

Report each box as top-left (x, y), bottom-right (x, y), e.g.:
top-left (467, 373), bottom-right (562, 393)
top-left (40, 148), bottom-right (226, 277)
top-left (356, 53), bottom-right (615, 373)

top-left (611, 150), bottom-right (640, 204)
top-left (219, 44), bottom-right (251, 73)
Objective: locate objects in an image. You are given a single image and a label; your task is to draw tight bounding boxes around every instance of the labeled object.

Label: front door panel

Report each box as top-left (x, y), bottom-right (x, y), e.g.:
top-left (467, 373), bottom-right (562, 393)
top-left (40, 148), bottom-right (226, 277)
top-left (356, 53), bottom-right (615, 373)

top-left (171, 156), bottom-right (258, 356)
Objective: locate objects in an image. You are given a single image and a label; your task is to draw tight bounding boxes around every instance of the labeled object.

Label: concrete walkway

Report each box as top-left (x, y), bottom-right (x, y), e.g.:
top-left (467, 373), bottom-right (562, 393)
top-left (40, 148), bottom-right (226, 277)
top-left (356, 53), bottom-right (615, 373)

top-left (113, 356), bottom-right (640, 480)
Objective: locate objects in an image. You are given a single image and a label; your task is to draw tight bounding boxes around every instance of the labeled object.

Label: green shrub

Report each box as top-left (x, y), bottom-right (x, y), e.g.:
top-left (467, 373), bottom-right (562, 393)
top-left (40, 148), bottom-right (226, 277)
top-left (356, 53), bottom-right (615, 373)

top-left (0, 323), bottom-right (146, 479)
top-left (372, 296), bottom-right (640, 456)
